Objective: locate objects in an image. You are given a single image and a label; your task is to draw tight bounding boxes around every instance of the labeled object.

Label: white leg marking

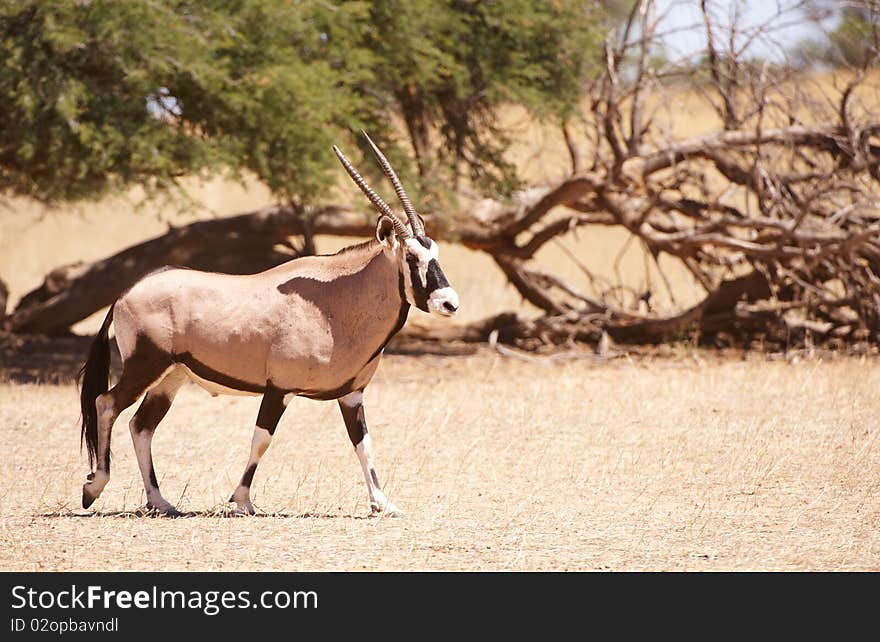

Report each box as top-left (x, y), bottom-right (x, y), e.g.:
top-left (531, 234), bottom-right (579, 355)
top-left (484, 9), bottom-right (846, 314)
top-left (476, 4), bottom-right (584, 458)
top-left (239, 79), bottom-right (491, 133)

top-left (130, 429), bottom-right (173, 511)
top-left (355, 434), bottom-right (400, 515)
top-left (340, 391), bottom-right (363, 408)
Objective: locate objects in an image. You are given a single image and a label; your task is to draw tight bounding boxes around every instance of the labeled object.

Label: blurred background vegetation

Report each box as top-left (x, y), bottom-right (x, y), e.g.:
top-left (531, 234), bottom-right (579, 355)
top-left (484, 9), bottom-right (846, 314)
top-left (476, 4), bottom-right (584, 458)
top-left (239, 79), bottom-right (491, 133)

top-left (1, 1), bottom-right (873, 207)
top-left (0, 0), bottom-right (607, 206)
top-left (1, 1), bottom-right (878, 353)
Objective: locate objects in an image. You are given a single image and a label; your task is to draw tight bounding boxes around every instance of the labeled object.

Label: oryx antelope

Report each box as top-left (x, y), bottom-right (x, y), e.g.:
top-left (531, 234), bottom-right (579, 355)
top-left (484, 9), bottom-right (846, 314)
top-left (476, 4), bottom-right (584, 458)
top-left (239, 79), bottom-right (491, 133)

top-left (78, 133), bottom-right (459, 516)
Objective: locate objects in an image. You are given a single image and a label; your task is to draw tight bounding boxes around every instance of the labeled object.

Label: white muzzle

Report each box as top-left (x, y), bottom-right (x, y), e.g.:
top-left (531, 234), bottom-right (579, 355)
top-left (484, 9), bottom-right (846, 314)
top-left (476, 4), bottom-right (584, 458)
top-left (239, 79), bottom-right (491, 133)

top-left (427, 287), bottom-right (460, 317)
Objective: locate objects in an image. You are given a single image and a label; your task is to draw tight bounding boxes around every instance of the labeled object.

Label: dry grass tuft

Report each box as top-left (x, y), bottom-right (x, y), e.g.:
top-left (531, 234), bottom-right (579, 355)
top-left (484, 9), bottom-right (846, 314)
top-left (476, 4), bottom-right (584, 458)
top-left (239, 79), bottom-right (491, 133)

top-left (1, 354), bottom-right (878, 571)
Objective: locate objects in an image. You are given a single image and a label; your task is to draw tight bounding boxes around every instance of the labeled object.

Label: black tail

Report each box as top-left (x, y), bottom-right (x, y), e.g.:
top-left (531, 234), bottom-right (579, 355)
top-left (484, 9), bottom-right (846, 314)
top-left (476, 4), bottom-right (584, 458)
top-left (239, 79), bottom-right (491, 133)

top-left (78, 305), bottom-right (114, 469)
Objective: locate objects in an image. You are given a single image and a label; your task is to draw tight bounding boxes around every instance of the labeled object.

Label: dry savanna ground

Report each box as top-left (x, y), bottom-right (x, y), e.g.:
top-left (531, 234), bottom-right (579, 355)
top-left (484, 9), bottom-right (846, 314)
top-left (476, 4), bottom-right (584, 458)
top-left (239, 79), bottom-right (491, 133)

top-left (0, 355), bottom-right (878, 571)
top-left (1, 74), bottom-right (879, 571)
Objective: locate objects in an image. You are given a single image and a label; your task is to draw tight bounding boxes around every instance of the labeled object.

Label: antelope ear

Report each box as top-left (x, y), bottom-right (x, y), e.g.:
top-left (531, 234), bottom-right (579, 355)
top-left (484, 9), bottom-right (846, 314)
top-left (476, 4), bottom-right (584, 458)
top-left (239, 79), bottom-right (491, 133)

top-left (375, 216), bottom-right (398, 250)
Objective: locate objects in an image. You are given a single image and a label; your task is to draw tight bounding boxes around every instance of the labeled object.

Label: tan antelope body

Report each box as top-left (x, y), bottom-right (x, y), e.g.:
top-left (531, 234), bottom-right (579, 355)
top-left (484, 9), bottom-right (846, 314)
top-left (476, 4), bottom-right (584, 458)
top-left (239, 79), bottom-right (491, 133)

top-left (78, 134), bottom-right (459, 516)
top-left (115, 243), bottom-right (406, 399)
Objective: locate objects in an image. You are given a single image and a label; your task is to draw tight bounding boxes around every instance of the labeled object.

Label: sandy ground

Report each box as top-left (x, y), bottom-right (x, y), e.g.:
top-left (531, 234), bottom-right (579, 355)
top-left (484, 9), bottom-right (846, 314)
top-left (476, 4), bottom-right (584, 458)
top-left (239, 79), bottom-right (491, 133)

top-left (1, 354), bottom-right (877, 571)
top-left (1, 71), bottom-right (878, 571)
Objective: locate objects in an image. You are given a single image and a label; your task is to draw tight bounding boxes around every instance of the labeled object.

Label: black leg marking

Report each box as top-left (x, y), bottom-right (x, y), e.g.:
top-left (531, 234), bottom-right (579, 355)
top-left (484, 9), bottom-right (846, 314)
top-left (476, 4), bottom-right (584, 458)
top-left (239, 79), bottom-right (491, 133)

top-left (241, 464), bottom-right (258, 489)
top-left (129, 382), bottom-right (184, 510)
top-left (98, 334), bottom-right (175, 468)
top-left (338, 395), bottom-right (368, 447)
top-left (229, 388), bottom-right (290, 511)
top-left (83, 335), bottom-right (179, 511)
top-left (257, 384), bottom-right (289, 435)
top-left (93, 339), bottom-right (170, 474)
top-left (118, 336), bottom-right (176, 402)
top-left (338, 391), bottom-right (398, 514)
top-left (407, 255), bottom-right (429, 311)
top-left (131, 394), bottom-right (172, 434)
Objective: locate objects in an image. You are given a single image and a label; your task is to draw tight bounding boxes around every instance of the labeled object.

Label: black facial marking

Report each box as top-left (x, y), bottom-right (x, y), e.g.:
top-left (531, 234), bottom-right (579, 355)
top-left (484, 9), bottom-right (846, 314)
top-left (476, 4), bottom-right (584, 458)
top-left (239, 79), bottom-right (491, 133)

top-left (338, 394), bottom-right (368, 447)
top-left (257, 383), bottom-right (288, 435)
top-left (407, 255), bottom-right (429, 311)
top-left (415, 235), bottom-right (432, 249)
top-left (241, 464), bottom-right (258, 488)
top-left (425, 259), bottom-right (450, 292)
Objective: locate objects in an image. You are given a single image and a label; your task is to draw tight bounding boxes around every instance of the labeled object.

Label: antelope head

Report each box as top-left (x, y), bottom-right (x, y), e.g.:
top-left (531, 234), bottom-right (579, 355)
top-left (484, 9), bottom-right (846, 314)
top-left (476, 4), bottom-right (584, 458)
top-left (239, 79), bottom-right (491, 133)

top-left (333, 133), bottom-right (460, 318)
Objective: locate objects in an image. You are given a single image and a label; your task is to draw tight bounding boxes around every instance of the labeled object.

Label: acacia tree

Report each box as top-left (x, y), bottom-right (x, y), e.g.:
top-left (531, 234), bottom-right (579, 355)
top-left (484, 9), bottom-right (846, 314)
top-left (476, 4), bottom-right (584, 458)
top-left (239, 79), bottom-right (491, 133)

top-left (364, 0), bottom-right (600, 195)
top-left (802, 0), bottom-right (880, 68)
top-left (0, 0), bottom-right (605, 334)
top-left (6, 1), bottom-right (878, 354)
top-left (0, 0), bottom-right (379, 204)
top-left (0, 0), bottom-right (601, 205)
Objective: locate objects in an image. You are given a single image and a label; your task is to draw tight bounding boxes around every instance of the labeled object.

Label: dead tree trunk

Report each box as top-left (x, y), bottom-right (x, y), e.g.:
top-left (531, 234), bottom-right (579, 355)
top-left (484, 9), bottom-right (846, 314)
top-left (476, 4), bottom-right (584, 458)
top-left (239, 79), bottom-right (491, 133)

top-left (0, 276), bottom-right (8, 318)
top-left (4, 205), bottom-right (372, 334)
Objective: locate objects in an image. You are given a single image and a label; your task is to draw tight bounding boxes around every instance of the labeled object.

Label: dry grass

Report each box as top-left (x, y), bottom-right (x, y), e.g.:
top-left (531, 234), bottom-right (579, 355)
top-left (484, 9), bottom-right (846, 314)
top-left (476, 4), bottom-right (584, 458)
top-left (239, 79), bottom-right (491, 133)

top-left (0, 354), bottom-right (878, 571)
top-left (1, 72), bottom-right (879, 571)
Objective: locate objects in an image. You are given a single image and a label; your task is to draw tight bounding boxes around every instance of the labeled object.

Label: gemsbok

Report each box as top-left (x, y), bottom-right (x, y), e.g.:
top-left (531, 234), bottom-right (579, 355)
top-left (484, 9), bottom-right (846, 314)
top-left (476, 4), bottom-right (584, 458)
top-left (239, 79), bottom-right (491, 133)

top-left (78, 133), bottom-right (459, 516)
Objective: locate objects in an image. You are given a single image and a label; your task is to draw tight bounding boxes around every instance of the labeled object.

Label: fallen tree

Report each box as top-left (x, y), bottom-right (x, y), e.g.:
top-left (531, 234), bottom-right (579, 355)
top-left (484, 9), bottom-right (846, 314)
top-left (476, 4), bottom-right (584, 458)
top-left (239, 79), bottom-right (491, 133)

top-left (4, 1), bottom-right (880, 351)
top-left (3, 205), bottom-right (373, 334)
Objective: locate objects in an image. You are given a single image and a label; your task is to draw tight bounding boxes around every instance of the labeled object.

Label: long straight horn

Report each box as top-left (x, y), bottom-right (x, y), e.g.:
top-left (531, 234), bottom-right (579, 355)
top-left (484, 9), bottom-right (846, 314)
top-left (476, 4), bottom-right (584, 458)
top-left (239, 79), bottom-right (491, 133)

top-left (361, 131), bottom-right (425, 237)
top-left (332, 145), bottom-right (412, 239)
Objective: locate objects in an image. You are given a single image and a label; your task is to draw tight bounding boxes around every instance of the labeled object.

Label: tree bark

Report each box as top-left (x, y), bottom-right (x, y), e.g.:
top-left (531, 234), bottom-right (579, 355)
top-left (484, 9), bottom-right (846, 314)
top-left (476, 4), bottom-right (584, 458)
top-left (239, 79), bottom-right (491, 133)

top-left (0, 276), bottom-right (8, 318)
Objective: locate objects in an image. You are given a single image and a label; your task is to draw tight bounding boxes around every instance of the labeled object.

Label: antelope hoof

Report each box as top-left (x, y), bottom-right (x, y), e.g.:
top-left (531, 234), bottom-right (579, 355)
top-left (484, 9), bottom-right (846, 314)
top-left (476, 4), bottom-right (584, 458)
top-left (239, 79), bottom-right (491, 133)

top-left (229, 496), bottom-right (256, 516)
top-left (231, 506), bottom-right (256, 517)
top-left (371, 501), bottom-right (403, 518)
top-left (147, 503), bottom-right (182, 518)
top-left (229, 486), bottom-right (257, 517)
top-left (81, 486), bottom-right (96, 509)
top-left (81, 472), bottom-right (102, 509)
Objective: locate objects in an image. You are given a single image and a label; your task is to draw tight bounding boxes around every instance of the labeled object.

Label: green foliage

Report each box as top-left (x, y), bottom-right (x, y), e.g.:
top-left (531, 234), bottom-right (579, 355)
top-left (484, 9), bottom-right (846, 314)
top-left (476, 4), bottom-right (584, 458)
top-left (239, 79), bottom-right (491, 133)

top-left (0, 1), bottom-right (224, 201)
top-left (827, 6), bottom-right (878, 68)
top-left (1, 1), bottom-right (604, 207)
top-left (365, 0), bottom-right (601, 195)
top-left (794, 2), bottom-right (878, 69)
top-left (0, 0), bottom-right (377, 204)
top-left (182, 0), bottom-right (379, 204)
